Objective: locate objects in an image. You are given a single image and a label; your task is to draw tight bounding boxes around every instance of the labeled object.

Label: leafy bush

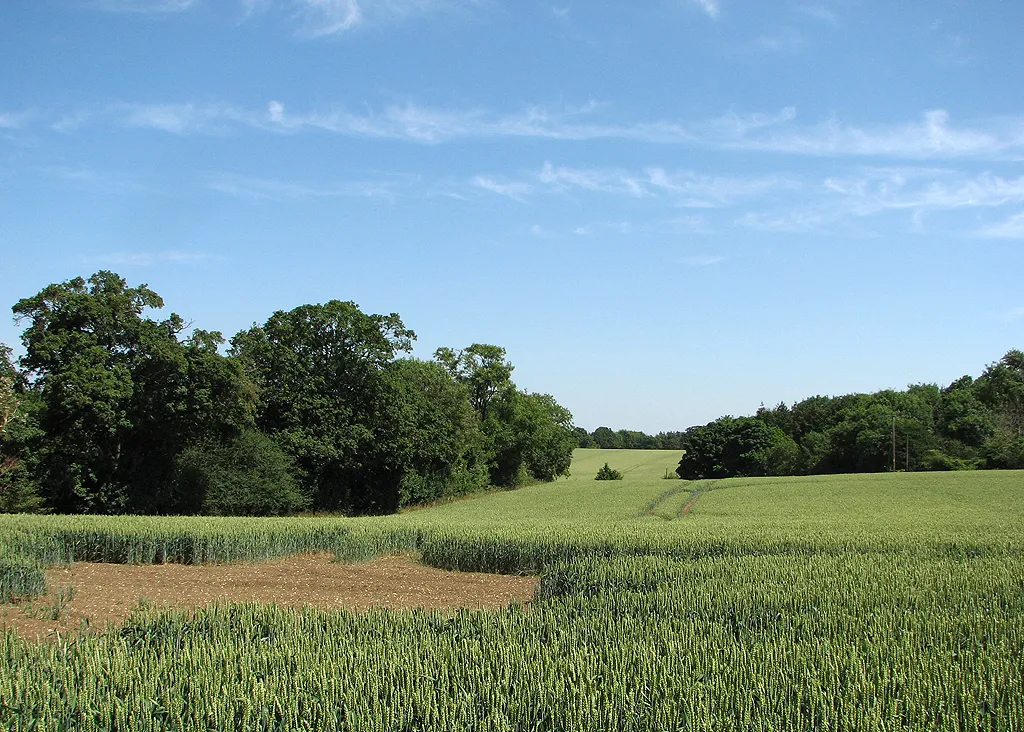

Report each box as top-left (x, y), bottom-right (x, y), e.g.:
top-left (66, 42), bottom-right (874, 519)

top-left (397, 464), bottom-right (487, 508)
top-left (172, 430), bottom-right (310, 516)
top-left (0, 456), bottom-right (44, 513)
top-left (921, 449), bottom-right (979, 471)
top-left (595, 463), bottom-right (623, 481)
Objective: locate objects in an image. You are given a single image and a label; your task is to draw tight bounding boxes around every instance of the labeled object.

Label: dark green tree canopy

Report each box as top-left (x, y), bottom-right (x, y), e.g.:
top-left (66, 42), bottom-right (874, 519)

top-left (230, 301), bottom-right (417, 514)
top-left (172, 429), bottom-right (309, 517)
top-left (683, 349), bottom-right (1024, 477)
top-left (11, 272), bottom-right (254, 514)
top-left (385, 359), bottom-right (488, 508)
top-left (434, 344), bottom-right (514, 420)
top-left (480, 389), bottom-right (572, 486)
top-left (591, 426), bottom-right (622, 449)
top-left (435, 344), bottom-right (575, 488)
top-left (975, 350), bottom-right (1024, 437)
top-left (677, 416), bottom-right (796, 480)
top-left (3, 272), bottom-right (594, 515)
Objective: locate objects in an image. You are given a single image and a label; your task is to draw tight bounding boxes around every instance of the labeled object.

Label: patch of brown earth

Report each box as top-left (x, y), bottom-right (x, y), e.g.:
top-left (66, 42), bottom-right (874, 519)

top-left (0, 553), bottom-right (537, 640)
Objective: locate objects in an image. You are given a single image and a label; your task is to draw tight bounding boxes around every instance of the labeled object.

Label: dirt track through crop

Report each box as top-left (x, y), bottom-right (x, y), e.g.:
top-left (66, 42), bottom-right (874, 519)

top-left (678, 490), bottom-right (703, 517)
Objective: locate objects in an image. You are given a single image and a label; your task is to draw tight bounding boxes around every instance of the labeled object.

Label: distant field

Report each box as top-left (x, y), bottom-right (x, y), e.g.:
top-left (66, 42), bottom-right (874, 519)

top-left (0, 451), bottom-right (1021, 730)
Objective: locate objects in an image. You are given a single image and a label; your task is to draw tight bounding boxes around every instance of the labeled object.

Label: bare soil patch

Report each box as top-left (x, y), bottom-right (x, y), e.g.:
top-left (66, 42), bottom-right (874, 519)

top-left (0, 554), bottom-right (537, 639)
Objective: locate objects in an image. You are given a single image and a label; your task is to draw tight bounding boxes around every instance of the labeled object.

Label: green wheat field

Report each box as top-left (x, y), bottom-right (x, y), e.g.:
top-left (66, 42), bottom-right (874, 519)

top-left (1, 449), bottom-right (1022, 731)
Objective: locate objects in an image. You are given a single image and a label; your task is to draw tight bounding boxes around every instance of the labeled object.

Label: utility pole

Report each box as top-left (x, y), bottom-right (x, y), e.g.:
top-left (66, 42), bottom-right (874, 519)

top-left (891, 416), bottom-right (896, 473)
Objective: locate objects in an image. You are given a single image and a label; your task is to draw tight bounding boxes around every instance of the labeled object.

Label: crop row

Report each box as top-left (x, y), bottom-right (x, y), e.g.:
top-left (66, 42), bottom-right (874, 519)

top-left (1, 552), bottom-right (1021, 731)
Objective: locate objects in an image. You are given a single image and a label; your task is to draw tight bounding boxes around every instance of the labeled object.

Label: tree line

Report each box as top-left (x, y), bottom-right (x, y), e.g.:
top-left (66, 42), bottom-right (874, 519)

top-left (675, 351), bottom-right (1024, 479)
top-left (0, 272), bottom-right (576, 515)
top-left (574, 427), bottom-right (686, 451)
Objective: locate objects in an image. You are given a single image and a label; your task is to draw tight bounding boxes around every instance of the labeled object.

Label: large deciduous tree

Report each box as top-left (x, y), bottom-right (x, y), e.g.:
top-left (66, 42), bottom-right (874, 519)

top-left (230, 301), bottom-right (416, 514)
top-left (435, 343), bottom-right (575, 487)
top-left (385, 359), bottom-right (487, 508)
top-left (13, 272), bottom-right (254, 513)
top-left (434, 344), bottom-right (514, 421)
top-left (676, 416), bottom-right (798, 479)
top-left (976, 349), bottom-right (1024, 438)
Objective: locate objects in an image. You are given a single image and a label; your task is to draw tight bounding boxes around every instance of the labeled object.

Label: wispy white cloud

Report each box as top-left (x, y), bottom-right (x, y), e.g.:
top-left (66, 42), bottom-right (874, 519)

top-left (823, 169), bottom-right (1024, 213)
top-left (82, 0), bottom-right (477, 33)
top-left (116, 102), bottom-right (253, 134)
top-left (44, 165), bottom-right (147, 195)
top-left (23, 98), bottom-right (1024, 162)
top-left (736, 210), bottom-right (830, 234)
top-left (1005, 306), bottom-right (1024, 320)
top-left (736, 168), bottom-right (1024, 235)
top-left (660, 216), bottom-right (714, 234)
top-left (645, 167), bottom-right (798, 207)
top-left (472, 175), bottom-right (532, 200)
top-left (690, 0), bottom-right (719, 19)
top-left (704, 107), bottom-right (797, 139)
top-left (537, 162), bottom-right (647, 197)
top-left (84, 250), bottom-right (214, 266)
top-left (935, 33), bottom-right (973, 66)
top-left (474, 163), bottom-right (795, 206)
top-left (291, 0), bottom-right (481, 36)
top-left (258, 104), bottom-right (1024, 159)
top-left (726, 109), bottom-right (1023, 159)
top-left (0, 110), bottom-right (35, 129)
top-left (564, 220), bottom-right (634, 236)
top-left (208, 171), bottom-right (405, 199)
top-left (978, 212), bottom-right (1024, 239)
top-left (795, 4), bottom-right (840, 26)
top-left (295, 0), bottom-right (362, 36)
top-left (262, 99), bottom-right (618, 142)
top-left (925, 19), bottom-right (974, 66)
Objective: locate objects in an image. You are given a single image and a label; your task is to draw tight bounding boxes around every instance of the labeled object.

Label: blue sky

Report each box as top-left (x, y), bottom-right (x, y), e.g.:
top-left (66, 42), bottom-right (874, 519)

top-left (2, 0), bottom-right (1023, 433)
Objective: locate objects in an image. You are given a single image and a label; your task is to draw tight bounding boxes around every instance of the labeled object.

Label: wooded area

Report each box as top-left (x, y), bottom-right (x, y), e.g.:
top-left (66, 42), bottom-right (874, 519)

top-left (0, 272), bottom-right (576, 515)
top-left (672, 351), bottom-right (1024, 479)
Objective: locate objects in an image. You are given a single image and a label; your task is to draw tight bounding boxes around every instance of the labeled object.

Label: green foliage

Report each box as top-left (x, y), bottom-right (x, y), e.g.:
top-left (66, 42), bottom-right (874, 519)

top-left (386, 359), bottom-right (488, 508)
top-left (11, 273), bottom-right (254, 514)
top-left (0, 343), bottom-right (19, 442)
top-left (8, 274), bottom-right (578, 517)
top-left (437, 344), bottom-right (575, 488)
top-left (981, 429), bottom-right (1024, 469)
top-left (172, 430), bottom-right (309, 516)
top-left (921, 449), bottom-right (979, 471)
top-left (484, 390), bottom-right (575, 486)
top-left (716, 353), bottom-right (1024, 477)
top-left (0, 346), bottom-right (43, 513)
top-left (590, 426), bottom-right (622, 449)
top-left (676, 416), bottom-right (795, 479)
top-left (572, 426), bottom-right (595, 448)
top-left (594, 462), bottom-right (623, 480)
top-left (0, 457), bottom-right (44, 514)
top-left (433, 343), bottom-right (513, 420)
top-left (581, 426), bottom-right (685, 450)
top-left (230, 300), bottom-right (416, 514)
top-left (976, 349), bottom-right (1024, 437)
